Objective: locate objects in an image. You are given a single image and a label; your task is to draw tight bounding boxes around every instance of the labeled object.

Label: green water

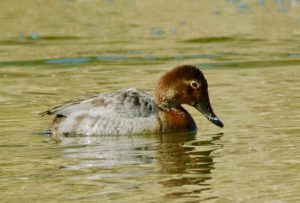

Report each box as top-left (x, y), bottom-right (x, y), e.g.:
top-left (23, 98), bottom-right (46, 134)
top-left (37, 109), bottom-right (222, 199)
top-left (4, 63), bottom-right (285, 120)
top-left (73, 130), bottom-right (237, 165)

top-left (0, 0), bottom-right (300, 202)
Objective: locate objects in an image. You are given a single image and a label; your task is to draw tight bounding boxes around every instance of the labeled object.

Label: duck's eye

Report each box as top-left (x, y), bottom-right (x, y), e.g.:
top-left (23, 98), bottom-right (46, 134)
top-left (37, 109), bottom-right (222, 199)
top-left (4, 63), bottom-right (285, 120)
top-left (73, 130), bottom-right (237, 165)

top-left (190, 81), bottom-right (200, 89)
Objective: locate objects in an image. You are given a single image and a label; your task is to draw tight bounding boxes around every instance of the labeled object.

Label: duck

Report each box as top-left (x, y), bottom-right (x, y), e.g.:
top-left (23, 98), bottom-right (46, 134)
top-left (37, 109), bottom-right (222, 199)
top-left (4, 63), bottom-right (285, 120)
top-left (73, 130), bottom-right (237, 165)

top-left (41, 65), bottom-right (223, 136)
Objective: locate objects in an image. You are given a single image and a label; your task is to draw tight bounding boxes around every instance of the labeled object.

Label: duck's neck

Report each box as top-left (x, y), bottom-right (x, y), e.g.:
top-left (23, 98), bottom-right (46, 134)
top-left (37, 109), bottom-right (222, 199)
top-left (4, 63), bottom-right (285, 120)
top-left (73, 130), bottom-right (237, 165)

top-left (158, 105), bottom-right (197, 132)
top-left (154, 85), bottom-right (179, 111)
top-left (155, 99), bottom-right (179, 112)
top-left (153, 85), bottom-right (197, 132)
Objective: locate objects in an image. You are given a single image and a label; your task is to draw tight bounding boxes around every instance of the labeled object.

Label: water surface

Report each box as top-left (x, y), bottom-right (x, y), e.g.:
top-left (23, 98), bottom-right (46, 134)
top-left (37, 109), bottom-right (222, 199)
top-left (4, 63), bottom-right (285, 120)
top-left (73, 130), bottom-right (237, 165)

top-left (0, 1), bottom-right (300, 202)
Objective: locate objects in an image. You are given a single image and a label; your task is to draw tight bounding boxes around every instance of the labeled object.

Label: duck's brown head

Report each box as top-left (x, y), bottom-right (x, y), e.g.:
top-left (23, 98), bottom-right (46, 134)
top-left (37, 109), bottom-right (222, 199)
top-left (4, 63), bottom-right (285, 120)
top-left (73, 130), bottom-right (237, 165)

top-left (154, 65), bottom-right (223, 128)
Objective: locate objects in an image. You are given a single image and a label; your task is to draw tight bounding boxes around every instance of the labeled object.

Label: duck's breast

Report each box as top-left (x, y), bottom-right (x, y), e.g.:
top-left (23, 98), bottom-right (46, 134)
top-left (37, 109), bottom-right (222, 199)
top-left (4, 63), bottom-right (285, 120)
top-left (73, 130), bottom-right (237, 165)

top-left (158, 107), bottom-right (197, 133)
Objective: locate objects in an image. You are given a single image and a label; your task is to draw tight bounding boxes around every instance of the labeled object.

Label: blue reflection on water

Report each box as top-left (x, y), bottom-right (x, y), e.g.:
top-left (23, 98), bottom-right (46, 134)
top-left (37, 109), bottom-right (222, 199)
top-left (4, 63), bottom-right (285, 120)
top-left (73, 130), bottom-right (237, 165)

top-left (276, 0), bottom-right (288, 12)
top-left (150, 27), bottom-right (165, 36)
top-left (96, 56), bottom-right (128, 61)
top-left (288, 53), bottom-right (300, 58)
top-left (175, 56), bottom-right (184, 60)
top-left (30, 32), bottom-right (40, 41)
top-left (237, 2), bottom-right (250, 12)
top-left (257, 0), bottom-right (265, 6)
top-left (17, 33), bottom-right (25, 41)
top-left (44, 53), bottom-right (218, 65)
top-left (47, 58), bottom-right (91, 64)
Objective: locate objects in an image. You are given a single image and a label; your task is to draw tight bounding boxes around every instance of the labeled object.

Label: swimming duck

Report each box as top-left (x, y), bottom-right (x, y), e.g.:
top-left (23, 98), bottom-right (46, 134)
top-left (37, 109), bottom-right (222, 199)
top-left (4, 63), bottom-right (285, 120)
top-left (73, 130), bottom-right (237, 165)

top-left (41, 65), bottom-right (223, 136)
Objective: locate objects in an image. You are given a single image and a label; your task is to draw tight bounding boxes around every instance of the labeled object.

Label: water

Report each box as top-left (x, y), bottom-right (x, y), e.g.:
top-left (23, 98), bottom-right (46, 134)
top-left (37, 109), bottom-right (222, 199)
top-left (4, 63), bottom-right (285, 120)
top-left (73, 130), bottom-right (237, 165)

top-left (0, 0), bottom-right (300, 202)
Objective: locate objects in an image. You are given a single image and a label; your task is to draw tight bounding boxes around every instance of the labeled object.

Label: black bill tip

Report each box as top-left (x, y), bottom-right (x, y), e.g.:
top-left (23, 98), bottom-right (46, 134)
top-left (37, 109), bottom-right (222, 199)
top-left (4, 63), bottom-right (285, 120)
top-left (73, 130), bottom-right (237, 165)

top-left (207, 114), bottom-right (224, 128)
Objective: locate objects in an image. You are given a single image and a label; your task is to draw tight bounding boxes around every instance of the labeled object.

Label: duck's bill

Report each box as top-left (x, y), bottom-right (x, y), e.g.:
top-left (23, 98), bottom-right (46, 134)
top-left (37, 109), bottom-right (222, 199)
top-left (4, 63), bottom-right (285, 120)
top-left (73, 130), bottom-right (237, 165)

top-left (194, 95), bottom-right (224, 128)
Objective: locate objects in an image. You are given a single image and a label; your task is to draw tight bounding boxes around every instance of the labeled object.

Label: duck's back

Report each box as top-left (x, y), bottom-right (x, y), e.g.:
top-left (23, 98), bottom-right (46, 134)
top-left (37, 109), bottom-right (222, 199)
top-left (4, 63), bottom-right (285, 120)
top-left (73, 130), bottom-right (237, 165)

top-left (42, 88), bottom-right (161, 136)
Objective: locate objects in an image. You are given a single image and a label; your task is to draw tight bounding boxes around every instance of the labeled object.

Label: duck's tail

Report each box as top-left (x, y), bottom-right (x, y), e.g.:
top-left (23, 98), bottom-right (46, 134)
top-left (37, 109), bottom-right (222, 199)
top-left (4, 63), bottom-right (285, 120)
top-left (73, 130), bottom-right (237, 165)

top-left (38, 130), bottom-right (52, 136)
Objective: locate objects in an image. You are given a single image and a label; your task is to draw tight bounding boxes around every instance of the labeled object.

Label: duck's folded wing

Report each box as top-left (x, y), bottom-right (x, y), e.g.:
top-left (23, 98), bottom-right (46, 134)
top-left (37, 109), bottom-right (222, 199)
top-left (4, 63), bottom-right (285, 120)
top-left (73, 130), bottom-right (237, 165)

top-left (40, 88), bottom-right (157, 118)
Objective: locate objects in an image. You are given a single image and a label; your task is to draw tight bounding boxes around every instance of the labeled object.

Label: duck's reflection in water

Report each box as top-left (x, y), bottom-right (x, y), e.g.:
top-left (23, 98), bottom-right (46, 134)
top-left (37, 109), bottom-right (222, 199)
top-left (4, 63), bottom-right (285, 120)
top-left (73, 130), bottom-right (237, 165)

top-left (58, 132), bottom-right (223, 199)
top-left (157, 132), bottom-right (223, 199)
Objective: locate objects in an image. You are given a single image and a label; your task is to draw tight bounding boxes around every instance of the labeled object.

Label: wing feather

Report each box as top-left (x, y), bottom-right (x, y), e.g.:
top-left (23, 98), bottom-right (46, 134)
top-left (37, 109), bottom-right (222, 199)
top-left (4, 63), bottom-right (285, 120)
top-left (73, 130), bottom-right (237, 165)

top-left (40, 88), bottom-right (157, 118)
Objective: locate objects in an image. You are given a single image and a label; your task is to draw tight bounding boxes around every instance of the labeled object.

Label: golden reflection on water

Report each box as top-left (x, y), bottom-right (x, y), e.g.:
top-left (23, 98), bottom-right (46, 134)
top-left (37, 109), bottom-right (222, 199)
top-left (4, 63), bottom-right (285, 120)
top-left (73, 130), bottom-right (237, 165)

top-left (0, 0), bottom-right (300, 202)
top-left (1, 65), bottom-right (299, 202)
